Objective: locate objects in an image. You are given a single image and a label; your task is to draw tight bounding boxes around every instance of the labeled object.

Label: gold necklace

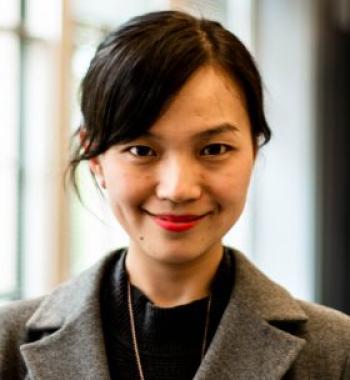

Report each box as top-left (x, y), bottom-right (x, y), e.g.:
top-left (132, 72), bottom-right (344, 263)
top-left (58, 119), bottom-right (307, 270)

top-left (127, 280), bottom-right (212, 380)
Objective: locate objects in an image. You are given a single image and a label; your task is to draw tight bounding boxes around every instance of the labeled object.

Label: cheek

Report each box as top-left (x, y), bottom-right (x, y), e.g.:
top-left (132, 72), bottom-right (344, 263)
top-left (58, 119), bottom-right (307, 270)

top-left (105, 170), bottom-right (154, 211)
top-left (215, 161), bottom-right (254, 206)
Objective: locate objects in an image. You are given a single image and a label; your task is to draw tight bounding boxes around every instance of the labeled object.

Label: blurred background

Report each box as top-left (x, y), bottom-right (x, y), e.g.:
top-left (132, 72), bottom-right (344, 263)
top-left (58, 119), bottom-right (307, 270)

top-left (1, 0), bottom-right (349, 313)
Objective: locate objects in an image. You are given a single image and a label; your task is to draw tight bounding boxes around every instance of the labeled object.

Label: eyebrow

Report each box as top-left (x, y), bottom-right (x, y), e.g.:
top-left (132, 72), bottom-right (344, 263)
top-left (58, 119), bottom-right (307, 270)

top-left (194, 123), bottom-right (240, 139)
top-left (143, 123), bottom-right (240, 140)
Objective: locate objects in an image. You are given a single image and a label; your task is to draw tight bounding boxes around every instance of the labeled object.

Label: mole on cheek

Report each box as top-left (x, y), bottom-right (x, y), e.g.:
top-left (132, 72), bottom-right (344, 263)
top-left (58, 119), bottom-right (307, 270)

top-left (139, 236), bottom-right (144, 241)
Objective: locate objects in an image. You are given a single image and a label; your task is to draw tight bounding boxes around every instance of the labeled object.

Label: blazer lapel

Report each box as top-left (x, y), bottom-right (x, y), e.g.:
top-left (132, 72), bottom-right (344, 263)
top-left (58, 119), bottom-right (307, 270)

top-left (194, 250), bottom-right (308, 380)
top-left (19, 250), bottom-right (120, 380)
top-left (20, 304), bottom-right (110, 380)
top-left (194, 298), bottom-right (306, 380)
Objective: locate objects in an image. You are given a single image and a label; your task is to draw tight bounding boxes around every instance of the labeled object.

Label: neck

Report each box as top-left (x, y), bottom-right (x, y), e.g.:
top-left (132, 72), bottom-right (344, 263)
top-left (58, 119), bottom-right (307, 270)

top-left (125, 243), bottom-right (224, 307)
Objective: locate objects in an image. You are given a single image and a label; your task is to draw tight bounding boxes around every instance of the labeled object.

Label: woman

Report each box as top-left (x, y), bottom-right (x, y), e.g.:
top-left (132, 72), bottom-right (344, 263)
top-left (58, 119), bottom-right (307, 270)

top-left (1, 10), bottom-right (350, 380)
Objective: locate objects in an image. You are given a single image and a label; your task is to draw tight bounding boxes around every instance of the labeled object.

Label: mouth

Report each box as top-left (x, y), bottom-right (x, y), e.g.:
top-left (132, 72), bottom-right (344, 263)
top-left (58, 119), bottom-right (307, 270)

top-left (143, 210), bottom-right (210, 232)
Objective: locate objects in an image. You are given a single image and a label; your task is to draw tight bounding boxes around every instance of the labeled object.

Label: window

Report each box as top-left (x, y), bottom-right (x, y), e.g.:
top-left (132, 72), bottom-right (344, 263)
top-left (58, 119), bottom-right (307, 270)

top-left (0, 0), bottom-right (22, 300)
top-left (1, 0), bottom-right (67, 300)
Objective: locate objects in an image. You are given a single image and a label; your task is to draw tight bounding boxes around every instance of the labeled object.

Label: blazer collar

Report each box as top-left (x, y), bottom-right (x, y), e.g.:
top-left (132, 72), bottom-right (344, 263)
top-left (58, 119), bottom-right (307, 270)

top-left (20, 250), bottom-right (121, 380)
top-left (20, 248), bottom-right (307, 380)
top-left (194, 250), bottom-right (308, 380)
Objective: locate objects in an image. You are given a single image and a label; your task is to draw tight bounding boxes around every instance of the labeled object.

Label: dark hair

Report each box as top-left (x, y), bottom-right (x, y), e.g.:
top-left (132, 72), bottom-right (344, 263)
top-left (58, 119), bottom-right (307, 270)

top-left (68, 10), bottom-right (271, 195)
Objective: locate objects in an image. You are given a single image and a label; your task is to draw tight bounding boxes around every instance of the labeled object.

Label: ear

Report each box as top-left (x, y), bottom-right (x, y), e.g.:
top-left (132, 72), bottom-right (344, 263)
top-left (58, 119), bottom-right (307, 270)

top-left (79, 128), bottom-right (107, 189)
top-left (88, 156), bottom-right (106, 189)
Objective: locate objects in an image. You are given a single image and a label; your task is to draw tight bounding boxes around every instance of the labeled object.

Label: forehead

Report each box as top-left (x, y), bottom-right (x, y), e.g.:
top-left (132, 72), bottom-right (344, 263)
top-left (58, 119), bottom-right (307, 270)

top-left (148, 65), bottom-right (250, 139)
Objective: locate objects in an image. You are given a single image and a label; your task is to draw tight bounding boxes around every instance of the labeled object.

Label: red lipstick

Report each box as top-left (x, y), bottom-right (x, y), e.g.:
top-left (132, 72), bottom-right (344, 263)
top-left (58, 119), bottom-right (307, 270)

top-left (153, 214), bottom-right (205, 232)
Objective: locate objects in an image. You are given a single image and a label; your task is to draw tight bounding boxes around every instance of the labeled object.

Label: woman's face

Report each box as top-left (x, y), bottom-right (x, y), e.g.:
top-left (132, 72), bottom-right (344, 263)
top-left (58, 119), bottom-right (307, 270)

top-left (89, 65), bottom-right (255, 265)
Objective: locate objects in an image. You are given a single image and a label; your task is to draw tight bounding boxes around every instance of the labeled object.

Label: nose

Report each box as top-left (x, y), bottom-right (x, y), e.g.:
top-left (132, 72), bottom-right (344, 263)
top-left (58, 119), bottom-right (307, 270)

top-left (156, 156), bottom-right (202, 203)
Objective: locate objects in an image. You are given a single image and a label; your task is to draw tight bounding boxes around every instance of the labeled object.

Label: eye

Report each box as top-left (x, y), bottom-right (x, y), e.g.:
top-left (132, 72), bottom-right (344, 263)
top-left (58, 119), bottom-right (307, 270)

top-left (200, 144), bottom-right (232, 156)
top-left (127, 145), bottom-right (156, 157)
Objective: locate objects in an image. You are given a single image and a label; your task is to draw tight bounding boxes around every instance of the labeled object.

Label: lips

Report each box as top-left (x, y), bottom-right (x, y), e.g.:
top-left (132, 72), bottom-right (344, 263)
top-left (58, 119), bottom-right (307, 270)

top-left (156, 214), bottom-right (204, 222)
top-left (146, 212), bottom-right (208, 232)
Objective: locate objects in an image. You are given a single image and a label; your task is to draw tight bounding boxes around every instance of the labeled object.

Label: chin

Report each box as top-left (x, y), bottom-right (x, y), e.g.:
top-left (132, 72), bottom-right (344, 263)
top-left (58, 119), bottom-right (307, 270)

top-left (146, 243), bottom-right (218, 266)
top-left (154, 255), bottom-right (203, 267)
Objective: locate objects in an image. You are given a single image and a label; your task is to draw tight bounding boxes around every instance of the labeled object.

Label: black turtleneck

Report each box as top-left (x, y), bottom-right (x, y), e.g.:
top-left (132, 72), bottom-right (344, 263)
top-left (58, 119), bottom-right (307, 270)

top-left (100, 247), bottom-right (235, 380)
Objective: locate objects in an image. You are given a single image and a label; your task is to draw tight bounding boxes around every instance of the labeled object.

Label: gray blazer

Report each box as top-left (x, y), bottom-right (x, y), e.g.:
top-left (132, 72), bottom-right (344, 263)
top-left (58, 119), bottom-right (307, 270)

top-left (1, 249), bottom-right (350, 379)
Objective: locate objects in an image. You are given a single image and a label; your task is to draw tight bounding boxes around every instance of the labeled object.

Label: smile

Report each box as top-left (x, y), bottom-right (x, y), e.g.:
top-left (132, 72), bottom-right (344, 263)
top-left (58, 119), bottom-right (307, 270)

top-left (147, 212), bottom-right (208, 232)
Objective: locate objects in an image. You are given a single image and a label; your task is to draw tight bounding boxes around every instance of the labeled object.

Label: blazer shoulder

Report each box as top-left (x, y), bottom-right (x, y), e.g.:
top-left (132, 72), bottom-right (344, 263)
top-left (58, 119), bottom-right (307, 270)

top-left (298, 300), bottom-right (350, 363)
top-left (0, 297), bottom-right (43, 325)
top-left (0, 297), bottom-right (44, 345)
top-left (293, 299), bottom-right (350, 377)
top-left (0, 297), bottom-right (44, 379)
top-left (298, 299), bottom-right (350, 349)
top-left (297, 299), bottom-right (350, 340)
